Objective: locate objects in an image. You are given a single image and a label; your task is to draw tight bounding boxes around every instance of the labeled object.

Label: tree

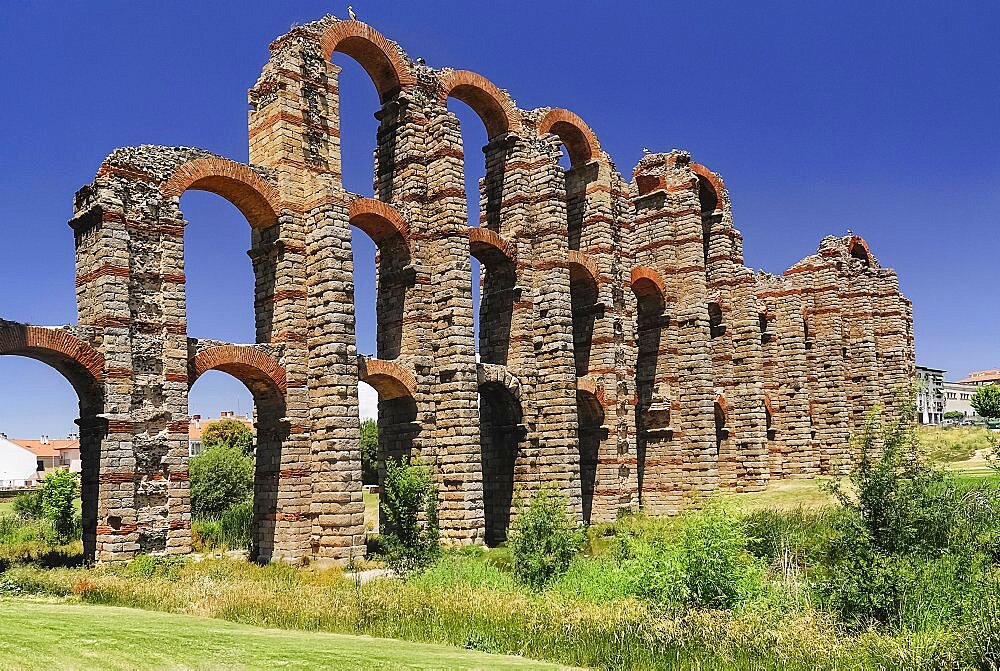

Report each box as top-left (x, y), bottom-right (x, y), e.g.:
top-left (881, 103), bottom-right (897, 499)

top-left (360, 419), bottom-right (378, 485)
top-left (380, 459), bottom-right (439, 574)
top-left (189, 444), bottom-right (254, 520)
top-left (971, 384), bottom-right (1000, 419)
top-left (201, 418), bottom-right (254, 454)
top-left (39, 469), bottom-right (80, 544)
top-left (943, 410), bottom-right (965, 421)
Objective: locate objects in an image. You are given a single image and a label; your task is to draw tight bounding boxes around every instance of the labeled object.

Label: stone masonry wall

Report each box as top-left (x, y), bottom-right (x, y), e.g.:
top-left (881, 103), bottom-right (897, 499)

top-left (0, 16), bottom-right (915, 563)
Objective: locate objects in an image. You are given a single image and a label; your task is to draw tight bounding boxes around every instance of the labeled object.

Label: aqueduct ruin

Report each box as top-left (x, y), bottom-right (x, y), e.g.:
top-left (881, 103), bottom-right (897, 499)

top-left (0, 16), bottom-right (914, 563)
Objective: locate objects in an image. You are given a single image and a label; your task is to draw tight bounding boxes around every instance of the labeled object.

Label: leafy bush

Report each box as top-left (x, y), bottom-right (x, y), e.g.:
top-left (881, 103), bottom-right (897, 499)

top-left (818, 398), bottom-right (1000, 630)
top-left (189, 444), bottom-right (253, 520)
top-left (201, 418), bottom-right (254, 454)
top-left (380, 459), bottom-right (439, 575)
top-left (11, 490), bottom-right (42, 520)
top-left (614, 507), bottom-right (765, 609)
top-left (360, 419), bottom-right (378, 486)
top-left (39, 470), bottom-right (80, 544)
top-left (507, 487), bottom-right (583, 589)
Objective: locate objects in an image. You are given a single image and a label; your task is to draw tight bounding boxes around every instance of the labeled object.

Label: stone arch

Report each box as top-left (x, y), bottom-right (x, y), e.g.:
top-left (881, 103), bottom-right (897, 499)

top-left (569, 251), bottom-right (601, 377)
top-left (162, 157), bottom-right (282, 229)
top-left (0, 324), bottom-right (104, 401)
top-left (690, 162), bottom-right (725, 215)
top-left (847, 235), bottom-right (873, 265)
top-left (190, 345), bottom-right (287, 396)
top-left (358, 357), bottom-right (417, 401)
top-left (0, 322), bottom-right (105, 563)
top-left (349, 199), bottom-right (413, 360)
top-left (349, 198), bottom-right (411, 244)
top-left (630, 266), bottom-right (667, 303)
top-left (438, 70), bottom-right (522, 139)
top-left (538, 108), bottom-right (601, 166)
top-left (469, 227), bottom-right (516, 267)
top-left (319, 20), bottom-right (415, 102)
top-left (576, 384), bottom-right (605, 525)
top-left (189, 344), bottom-right (289, 562)
top-left (478, 365), bottom-right (525, 546)
top-left (471, 230), bottom-right (518, 367)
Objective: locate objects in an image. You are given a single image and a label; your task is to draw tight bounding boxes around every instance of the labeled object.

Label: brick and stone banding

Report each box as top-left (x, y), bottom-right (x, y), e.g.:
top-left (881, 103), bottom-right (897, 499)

top-left (0, 14), bottom-right (914, 564)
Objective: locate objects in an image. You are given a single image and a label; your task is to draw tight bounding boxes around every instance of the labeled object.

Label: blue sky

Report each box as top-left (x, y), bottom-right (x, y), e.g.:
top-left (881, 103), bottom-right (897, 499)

top-left (0, 2), bottom-right (997, 438)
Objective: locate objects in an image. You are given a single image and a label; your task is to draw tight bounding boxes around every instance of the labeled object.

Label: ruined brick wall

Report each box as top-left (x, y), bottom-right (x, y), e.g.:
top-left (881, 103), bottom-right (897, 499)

top-left (0, 16), bottom-right (914, 563)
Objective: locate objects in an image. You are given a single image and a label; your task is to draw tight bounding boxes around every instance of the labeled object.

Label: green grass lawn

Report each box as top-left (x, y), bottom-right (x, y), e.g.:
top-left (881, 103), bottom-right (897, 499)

top-left (0, 499), bottom-right (12, 515)
top-left (0, 599), bottom-right (572, 671)
top-left (364, 491), bottom-right (378, 534)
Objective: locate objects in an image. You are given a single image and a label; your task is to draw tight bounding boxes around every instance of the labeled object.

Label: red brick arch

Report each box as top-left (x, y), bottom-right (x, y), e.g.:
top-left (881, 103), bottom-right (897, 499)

top-left (190, 345), bottom-right (287, 395)
top-left (349, 197), bottom-right (410, 244)
top-left (0, 323), bottom-right (104, 400)
top-left (162, 157), bottom-right (282, 229)
top-left (690, 162), bottom-right (726, 214)
top-left (537, 108), bottom-right (601, 166)
top-left (358, 357), bottom-right (416, 400)
top-left (630, 266), bottom-right (667, 299)
top-left (568, 251), bottom-right (600, 287)
top-left (319, 21), bottom-right (415, 102)
top-left (469, 227), bottom-right (515, 267)
top-left (847, 236), bottom-right (873, 264)
top-left (438, 70), bottom-right (522, 139)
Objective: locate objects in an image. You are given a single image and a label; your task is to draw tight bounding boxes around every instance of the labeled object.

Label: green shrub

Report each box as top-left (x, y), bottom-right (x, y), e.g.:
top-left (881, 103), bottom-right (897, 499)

top-left (380, 459), bottom-right (439, 575)
top-left (11, 490), bottom-right (42, 520)
top-left (614, 507), bottom-right (765, 609)
top-left (191, 519), bottom-right (223, 552)
top-left (507, 487), bottom-right (583, 590)
top-left (39, 470), bottom-right (80, 544)
top-left (189, 444), bottom-right (253, 520)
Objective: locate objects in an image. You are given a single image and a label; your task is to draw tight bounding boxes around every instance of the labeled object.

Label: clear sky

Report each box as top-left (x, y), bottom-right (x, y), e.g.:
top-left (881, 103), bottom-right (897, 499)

top-left (0, 2), bottom-right (997, 439)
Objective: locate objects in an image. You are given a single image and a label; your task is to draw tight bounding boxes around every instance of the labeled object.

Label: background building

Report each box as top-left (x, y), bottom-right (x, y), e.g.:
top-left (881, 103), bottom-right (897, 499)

top-left (0, 434), bottom-right (41, 489)
top-left (943, 380), bottom-right (979, 419)
top-left (956, 370), bottom-right (1000, 387)
top-left (916, 366), bottom-right (946, 425)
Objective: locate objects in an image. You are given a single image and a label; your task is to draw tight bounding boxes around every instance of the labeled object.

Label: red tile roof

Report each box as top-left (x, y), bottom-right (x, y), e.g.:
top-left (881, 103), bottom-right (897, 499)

top-left (956, 369), bottom-right (1000, 384)
top-left (10, 439), bottom-right (79, 458)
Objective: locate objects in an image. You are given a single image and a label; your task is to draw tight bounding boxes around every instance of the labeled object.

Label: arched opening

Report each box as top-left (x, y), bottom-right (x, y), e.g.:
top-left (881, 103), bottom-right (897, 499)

top-left (577, 389), bottom-right (604, 525)
top-left (182, 192), bottom-right (257, 343)
top-left (479, 381), bottom-right (524, 546)
top-left (697, 175), bottom-right (719, 273)
top-left (350, 200), bottom-right (412, 360)
top-left (0, 327), bottom-right (104, 563)
top-left (331, 50), bottom-right (382, 197)
top-left (714, 397), bottom-right (730, 457)
top-left (189, 350), bottom-right (287, 563)
top-left (709, 302), bottom-right (725, 339)
top-left (633, 275), bottom-right (667, 505)
top-left (539, 110), bottom-right (601, 253)
top-left (569, 261), bottom-right (599, 377)
top-left (471, 231), bottom-right (516, 366)
top-left (358, 358), bottom-right (420, 534)
top-left (448, 95), bottom-right (492, 353)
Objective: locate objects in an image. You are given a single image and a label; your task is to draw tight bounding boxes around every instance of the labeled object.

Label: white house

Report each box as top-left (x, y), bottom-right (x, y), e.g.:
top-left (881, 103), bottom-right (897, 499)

top-left (0, 435), bottom-right (41, 489)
